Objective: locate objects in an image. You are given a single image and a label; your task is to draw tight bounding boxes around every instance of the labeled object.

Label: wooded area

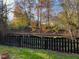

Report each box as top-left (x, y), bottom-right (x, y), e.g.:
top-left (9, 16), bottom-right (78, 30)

top-left (0, 0), bottom-right (79, 39)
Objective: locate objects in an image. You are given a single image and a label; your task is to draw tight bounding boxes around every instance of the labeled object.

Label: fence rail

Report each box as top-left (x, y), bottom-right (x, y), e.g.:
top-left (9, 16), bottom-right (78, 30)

top-left (0, 34), bottom-right (79, 54)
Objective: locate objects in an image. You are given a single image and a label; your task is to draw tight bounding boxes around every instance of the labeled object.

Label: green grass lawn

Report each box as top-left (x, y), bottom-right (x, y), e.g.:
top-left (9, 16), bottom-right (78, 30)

top-left (0, 45), bottom-right (79, 59)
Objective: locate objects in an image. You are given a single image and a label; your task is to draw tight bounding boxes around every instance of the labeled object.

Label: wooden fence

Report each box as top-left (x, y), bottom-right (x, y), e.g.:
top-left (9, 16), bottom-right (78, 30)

top-left (0, 34), bottom-right (79, 54)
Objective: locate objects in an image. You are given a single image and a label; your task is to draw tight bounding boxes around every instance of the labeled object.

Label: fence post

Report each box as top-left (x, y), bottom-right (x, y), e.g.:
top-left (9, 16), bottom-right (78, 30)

top-left (57, 38), bottom-right (59, 51)
top-left (76, 39), bottom-right (79, 54)
top-left (68, 39), bottom-right (70, 53)
top-left (40, 37), bottom-right (42, 49)
top-left (73, 40), bottom-right (75, 53)
top-left (22, 34), bottom-right (24, 47)
top-left (65, 38), bottom-right (66, 52)
top-left (62, 38), bottom-right (63, 52)
top-left (45, 37), bottom-right (48, 50)
top-left (51, 38), bottom-right (54, 50)
top-left (53, 38), bottom-right (54, 50)
top-left (71, 39), bottom-right (73, 53)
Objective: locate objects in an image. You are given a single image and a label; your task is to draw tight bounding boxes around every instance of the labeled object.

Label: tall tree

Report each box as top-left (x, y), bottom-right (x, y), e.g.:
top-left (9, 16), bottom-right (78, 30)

top-left (60, 0), bottom-right (78, 39)
top-left (11, 3), bottom-right (30, 30)
top-left (0, 0), bottom-right (8, 37)
top-left (14, 0), bottom-right (34, 29)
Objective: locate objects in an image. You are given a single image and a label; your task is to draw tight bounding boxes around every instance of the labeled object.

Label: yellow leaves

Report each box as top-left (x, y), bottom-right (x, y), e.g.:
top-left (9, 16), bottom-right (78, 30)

top-left (57, 10), bottom-right (78, 31)
top-left (31, 21), bottom-right (37, 31)
top-left (40, 0), bottom-right (46, 3)
top-left (41, 24), bottom-right (48, 32)
top-left (58, 12), bottom-right (68, 25)
top-left (11, 4), bottom-right (30, 29)
top-left (11, 16), bottom-right (29, 29)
